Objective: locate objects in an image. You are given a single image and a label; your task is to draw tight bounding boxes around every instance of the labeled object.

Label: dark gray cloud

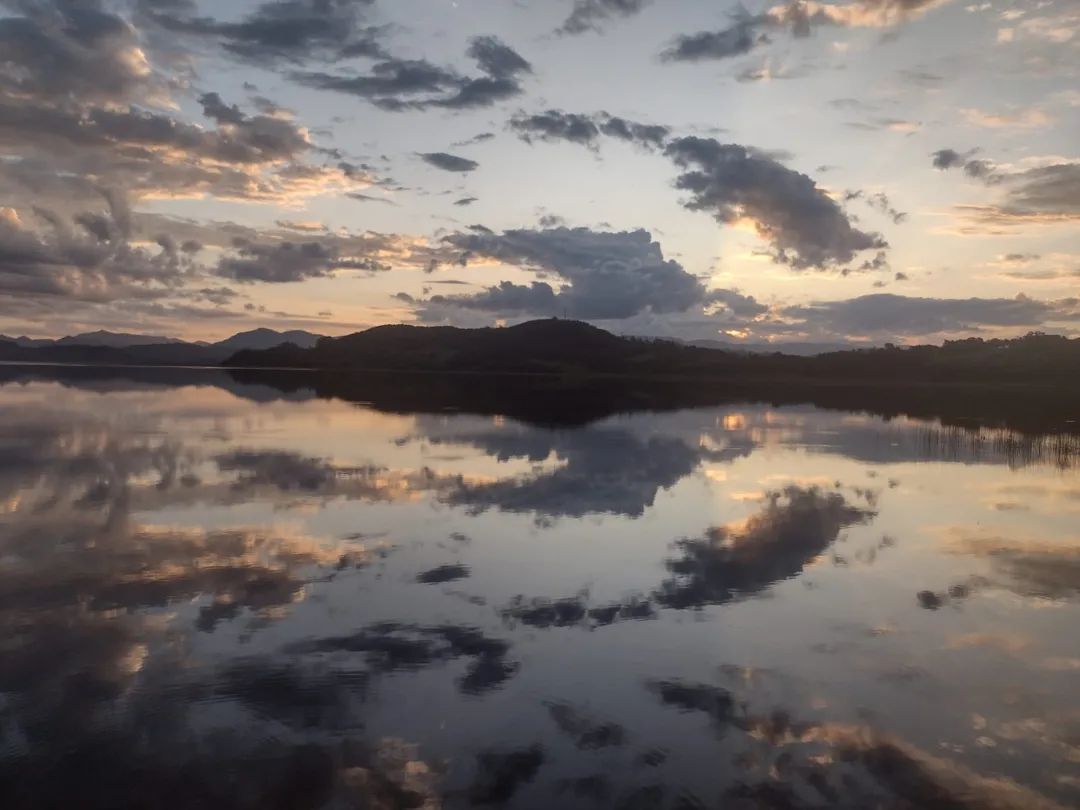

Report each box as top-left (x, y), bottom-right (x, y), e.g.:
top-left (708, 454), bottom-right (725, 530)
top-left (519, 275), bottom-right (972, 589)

top-left (931, 147), bottom-right (998, 180)
top-left (782, 293), bottom-right (1080, 337)
top-left (558, 0), bottom-right (652, 35)
top-left (215, 237), bottom-right (391, 283)
top-left (454, 196), bottom-right (479, 207)
top-left (291, 58), bottom-right (460, 107)
top-left (933, 149), bottom-right (1080, 226)
top-left (467, 35), bottom-right (531, 78)
top-left (346, 192), bottom-right (397, 205)
top-left (293, 35), bottom-right (531, 111)
top-left (137, 0), bottom-right (386, 64)
top-left (661, 16), bottom-right (762, 62)
top-left (847, 190), bottom-right (908, 224)
top-left (1003, 163), bottom-right (1080, 218)
top-left (665, 137), bottom-right (887, 269)
top-left (932, 148), bottom-right (966, 170)
top-left (453, 132), bottom-right (496, 147)
top-left (599, 115), bottom-right (670, 148)
top-left (0, 1), bottom-right (364, 208)
top-left (509, 110), bottom-right (669, 150)
top-left (510, 110), bottom-right (602, 147)
top-left (0, 195), bottom-right (193, 302)
top-left (0, 0), bottom-right (166, 105)
top-left (662, 0), bottom-right (949, 63)
top-left (419, 152), bottom-right (479, 173)
top-left (421, 226), bottom-right (727, 320)
top-left (198, 92), bottom-right (246, 125)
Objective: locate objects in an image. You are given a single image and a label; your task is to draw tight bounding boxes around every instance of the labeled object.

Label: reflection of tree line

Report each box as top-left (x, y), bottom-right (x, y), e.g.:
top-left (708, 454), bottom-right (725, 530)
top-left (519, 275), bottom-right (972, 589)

top-left (6, 363), bottom-right (1080, 441)
top-left (915, 425), bottom-right (1080, 470)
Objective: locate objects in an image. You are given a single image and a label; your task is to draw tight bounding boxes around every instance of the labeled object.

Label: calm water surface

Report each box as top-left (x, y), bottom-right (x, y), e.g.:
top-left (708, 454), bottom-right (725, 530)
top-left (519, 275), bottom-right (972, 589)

top-left (0, 368), bottom-right (1077, 809)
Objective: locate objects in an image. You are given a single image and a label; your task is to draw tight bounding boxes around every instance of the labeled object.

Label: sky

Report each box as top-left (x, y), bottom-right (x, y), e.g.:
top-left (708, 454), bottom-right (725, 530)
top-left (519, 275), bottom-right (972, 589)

top-left (0, 0), bottom-right (1076, 344)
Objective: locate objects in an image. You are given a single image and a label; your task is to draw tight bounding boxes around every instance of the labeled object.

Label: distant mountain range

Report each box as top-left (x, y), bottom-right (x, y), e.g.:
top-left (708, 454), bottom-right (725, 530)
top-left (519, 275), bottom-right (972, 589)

top-left (0, 328), bottom-right (324, 365)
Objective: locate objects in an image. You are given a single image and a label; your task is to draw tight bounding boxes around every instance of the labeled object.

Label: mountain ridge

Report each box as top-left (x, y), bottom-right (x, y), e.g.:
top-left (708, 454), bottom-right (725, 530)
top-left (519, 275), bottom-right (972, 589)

top-left (0, 328), bottom-right (326, 365)
top-left (223, 318), bottom-right (1080, 386)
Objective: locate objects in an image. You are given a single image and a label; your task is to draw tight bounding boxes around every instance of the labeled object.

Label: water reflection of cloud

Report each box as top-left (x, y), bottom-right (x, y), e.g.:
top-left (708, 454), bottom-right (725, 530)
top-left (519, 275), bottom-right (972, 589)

top-left (423, 420), bottom-right (747, 518)
top-left (942, 529), bottom-right (1080, 601)
top-left (647, 678), bottom-right (1074, 810)
top-left (286, 622), bottom-right (519, 696)
top-left (656, 486), bottom-right (875, 609)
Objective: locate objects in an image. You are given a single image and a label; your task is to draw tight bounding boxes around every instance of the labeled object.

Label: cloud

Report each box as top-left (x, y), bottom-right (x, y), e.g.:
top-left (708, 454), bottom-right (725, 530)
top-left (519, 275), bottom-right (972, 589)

top-left (136, 0), bottom-right (386, 65)
top-left (509, 110), bottom-right (602, 148)
top-left (781, 293), bottom-right (1080, 337)
top-left (962, 107), bottom-right (1055, 129)
top-left (558, 0), bottom-right (652, 35)
top-left (661, 16), bottom-right (762, 62)
top-left (453, 132), bottom-right (496, 147)
top-left (665, 137), bottom-right (887, 269)
top-left (508, 109), bottom-right (670, 150)
top-left (215, 236), bottom-right (392, 283)
top-left (931, 148), bottom-right (967, 170)
top-left (419, 152), bottom-right (479, 173)
top-left (0, 199), bottom-right (193, 302)
top-left (655, 486), bottom-right (874, 609)
top-left (0, 0), bottom-right (167, 106)
top-left (346, 192), bottom-right (397, 205)
top-left (933, 150), bottom-right (1080, 229)
top-left (292, 35), bottom-right (531, 111)
top-left (420, 226), bottom-right (731, 320)
top-left (454, 197), bottom-right (479, 207)
top-left (662, 0), bottom-right (951, 62)
top-left (0, 3), bottom-right (372, 208)
top-left (852, 191), bottom-right (908, 223)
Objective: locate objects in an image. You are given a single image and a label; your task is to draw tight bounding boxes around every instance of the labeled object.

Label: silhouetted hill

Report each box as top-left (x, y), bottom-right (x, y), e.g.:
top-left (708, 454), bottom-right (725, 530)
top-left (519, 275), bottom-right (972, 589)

top-left (224, 319), bottom-right (1080, 387)
top-left (212, 328), bottom-right (322, 352)
top-left (0, 339), bottom-right (223, 366)
top-left (686, 338), bottom-right (853, 356)
top-left (226, 319), bottom-right (716, 374)
top-left (0, 328), bottom-right (327, 366)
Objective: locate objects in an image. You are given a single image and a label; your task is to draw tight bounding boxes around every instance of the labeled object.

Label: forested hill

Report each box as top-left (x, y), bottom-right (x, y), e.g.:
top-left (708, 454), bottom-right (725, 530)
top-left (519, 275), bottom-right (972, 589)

top-left (224, 319), bottom-right (1080, 386)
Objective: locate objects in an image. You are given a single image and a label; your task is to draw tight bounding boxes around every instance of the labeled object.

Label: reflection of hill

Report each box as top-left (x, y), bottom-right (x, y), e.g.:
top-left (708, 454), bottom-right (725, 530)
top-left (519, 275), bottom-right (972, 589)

top-left (236, 369), bottom-right (1080, 441)
top-left (5, 362), bottom-right (1080, 438)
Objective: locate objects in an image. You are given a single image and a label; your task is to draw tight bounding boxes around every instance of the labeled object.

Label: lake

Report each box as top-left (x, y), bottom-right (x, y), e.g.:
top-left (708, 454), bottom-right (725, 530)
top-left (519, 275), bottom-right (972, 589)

top-left (0, 366), bottom-right (1077, 809)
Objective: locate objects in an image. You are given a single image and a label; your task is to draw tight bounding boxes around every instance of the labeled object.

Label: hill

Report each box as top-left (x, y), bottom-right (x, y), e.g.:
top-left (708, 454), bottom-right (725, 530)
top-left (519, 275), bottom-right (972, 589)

top-left (211, 328), bottom-right (323, 353)
top-left (0, 328), bottom-right (326, 366)
top-left (225, 319), bottom-right (710, 375)
top-left (224, 319), bottom-right (1080, 387)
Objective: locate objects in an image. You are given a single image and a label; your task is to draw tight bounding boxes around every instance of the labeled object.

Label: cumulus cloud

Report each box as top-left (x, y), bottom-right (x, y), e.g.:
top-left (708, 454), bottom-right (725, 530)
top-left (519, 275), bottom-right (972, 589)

top-left (558, 0), bottom-right (652, 35)
top-left (665, 137), bottom-right (887, 269)
top-left (0, 0), bottom-right (168, 106)
top-left (0, 199), bottom-right (192, 302)
top-left (0, 3), bottom-right (376, 213)
top-left (293, 36), bottom-right (532, 111)
top-left (662, 0), bottom-right (951, 62)
top-left (419, 152), bottom-right (479, 173)
top-left (416, 226), bottom-right (758, 322)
